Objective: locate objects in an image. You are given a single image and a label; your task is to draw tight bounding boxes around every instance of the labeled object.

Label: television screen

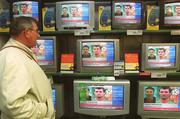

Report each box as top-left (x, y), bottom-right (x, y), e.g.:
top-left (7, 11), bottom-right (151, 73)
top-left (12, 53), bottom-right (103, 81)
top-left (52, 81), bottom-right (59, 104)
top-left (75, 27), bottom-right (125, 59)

top-left (76, 39), bottom-right (120, 73)
top-left (31, 36), bottom-right (57, 72)
top-left (141, 43), bottom-right (180, 72)
top-left (56, 1), bottom-right (94, 30)
top-left (74, 80), bottom-right (130, 116)
top-left (112, 2), bottom-right (142, 29)
top-left (164, 2), bottom-right (180, 25)
top-left (13, 1), bottom-right (39, 21)
top-left (138, 81), bottom-right (180, 119)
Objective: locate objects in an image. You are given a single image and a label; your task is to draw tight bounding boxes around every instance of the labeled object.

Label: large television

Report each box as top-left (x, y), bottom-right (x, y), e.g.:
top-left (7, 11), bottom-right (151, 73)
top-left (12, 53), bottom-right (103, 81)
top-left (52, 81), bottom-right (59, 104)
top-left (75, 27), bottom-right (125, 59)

top-left (31, 36), bottom-right (57, 72)
top-left (112, 1), bottom-right (143, 29)
top-left (12, 1), bottom-right (39, 21)
top-left (74, 80), bottom-right (130, 116)
top-left (56, 1), bottom-right (95, 30)
top-left (52, 83), bottom-right (65, 119)
top-left (141, 43), bottom-right (180, 73)
top-left (160, 0), bottom-right (180, 29)
top-left (76, 39), bottom-right (120, 73)
top-left (138, 80), bottom-right (180, 119)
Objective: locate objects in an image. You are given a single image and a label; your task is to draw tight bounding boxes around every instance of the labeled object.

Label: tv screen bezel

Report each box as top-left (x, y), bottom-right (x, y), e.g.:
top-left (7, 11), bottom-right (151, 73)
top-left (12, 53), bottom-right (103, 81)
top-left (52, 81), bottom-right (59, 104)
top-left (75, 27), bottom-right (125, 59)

top-left (112, 0), bottom-right (145, 30)
top-left (76, 39), bottom-right (120, 73)
top-left (141, 43), bottom-right (180, 73)
top-left (33, 36), bottom-right (57, 72)
top-left (74, 79), bottom-right (130, 116)
top-left (159, 0), bottom-right (180, 29)
top-left (138, 80), bottom-right (180, 118)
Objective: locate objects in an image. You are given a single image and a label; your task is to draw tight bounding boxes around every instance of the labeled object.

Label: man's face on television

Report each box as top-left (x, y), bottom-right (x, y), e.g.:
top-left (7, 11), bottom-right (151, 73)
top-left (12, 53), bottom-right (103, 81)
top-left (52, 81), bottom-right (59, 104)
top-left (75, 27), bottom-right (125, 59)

top-left (21, 4), bottom-right (28, 13)
top-left (124, 5), bottom-right (131, 14)
top-left (82, 46), bottom-right (89, 54)
top-left (71, 7), bottom-right (78, 16)
top-left (158, 49), bottom-right (165, 57)
top-left (63, 7), bottom-right (68, 14)
top-left (159, 88), bottom-right (170, 100)
top-left (149, 49), bottom-right (155, 56)
top-left (116, 6), bottom-right (121, 13)
top-left (94, 88), bottom-right (105, 101)
top-left (176, 6), bottom-right (180, 16)
top-left (93, 46), bottom-right (101, 56)
top-left (145, 88), bottom-right (154, 97)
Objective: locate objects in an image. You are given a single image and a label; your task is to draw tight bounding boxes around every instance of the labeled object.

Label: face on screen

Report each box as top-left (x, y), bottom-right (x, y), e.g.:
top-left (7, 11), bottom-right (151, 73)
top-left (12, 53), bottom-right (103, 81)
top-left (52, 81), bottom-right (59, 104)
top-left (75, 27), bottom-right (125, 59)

top-left (144, 86), bottom-right (180, 111)
top-left (79, 85), bottom-right (124, 110)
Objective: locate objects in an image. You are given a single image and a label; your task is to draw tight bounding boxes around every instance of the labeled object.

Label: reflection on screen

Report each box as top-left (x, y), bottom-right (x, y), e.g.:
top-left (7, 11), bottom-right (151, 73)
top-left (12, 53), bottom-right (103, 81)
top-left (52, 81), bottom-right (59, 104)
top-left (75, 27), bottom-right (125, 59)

top-left (31, 39), bottom-right (54, 65)
top-left (144, 86), bottom-right (180, 111)
top-left (81, 42), bottom-right (114, 66)
top-left (52, 88), bottom-right (56, 111)
top-left (79, 85), bottom-right (124, 110)
top-left (164, 3), bottom-right (180, 25)
top-left (147, 46), bottom-right (176, 68)
top-left (114, 2), bottom-right (141, 24)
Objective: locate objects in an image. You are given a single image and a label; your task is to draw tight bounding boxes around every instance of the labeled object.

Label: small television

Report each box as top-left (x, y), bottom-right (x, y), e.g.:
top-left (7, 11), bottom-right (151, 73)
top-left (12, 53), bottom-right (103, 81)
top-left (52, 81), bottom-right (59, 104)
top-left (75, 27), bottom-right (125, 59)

top-left (12, 1), bottom-right (39, 21)
top-left (52, 84), bottom-right (65, 118)
top-left (76, 39), bottom-right (120, 73)
top-left (112, 1), bottom-right (143, 29)
top-left (141, 43), bottom-right (180, 73)
top-left (31, 36), bottom-right (57, 72)
top-left (74, 80), bottom-right (130, 116)
top-left (56, 1), bottom-right (95, 30)
top-left (138, 80), bottom-right (180, 119)
top-left (160, 0), bottom-right (180, 29)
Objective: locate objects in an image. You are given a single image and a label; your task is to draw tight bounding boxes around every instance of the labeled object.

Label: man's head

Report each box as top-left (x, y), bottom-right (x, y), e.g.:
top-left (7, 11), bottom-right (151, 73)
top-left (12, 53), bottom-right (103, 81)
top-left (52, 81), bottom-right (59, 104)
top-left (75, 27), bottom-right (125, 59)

top-left (93, 45), bottom-right (101, 57)
top-left (10, 16), bottom-right (39, 48)
top-left (157, 48), bottom-right (166, 58)
top-left (159, 86), bottom-right (171, 103)
top-left (145, 87), bottom-right (154, 98)
top-left (124, 5), bottom-right (131, 15)
top-left (82, 45), bottom-right (89, 55)
top-left (148, 48), bottom-right (155, 57)
top-left (20, 4), bottom-right (28, 14)
top-left (166, 6), bottom-right (172, 16)
top-left (116, 5), bottom-right (122, 14)
top-left (94, 87), bottom-right (106, 101)
top-left (71, 6), bottom-right (78, 17)
top-left (62, 7), bottom-right (68, 15)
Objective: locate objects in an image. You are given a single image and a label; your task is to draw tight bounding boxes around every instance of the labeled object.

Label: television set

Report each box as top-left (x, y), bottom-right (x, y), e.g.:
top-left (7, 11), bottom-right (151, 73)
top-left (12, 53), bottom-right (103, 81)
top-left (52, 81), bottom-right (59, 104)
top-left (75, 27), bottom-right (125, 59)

top-left (74, 79), bottom-right (130, 116)
top-left (52, 83), bottom-right (65, 118)
top-left (76, 39), bottom-right (120, 73)
top-left (160, 0), bottom-right (180, 29)
top-left (56, 1), bottom-right (95, 30)
top-left (12, 1), bottom-right (39, 21)
top-left (112, 1), bottom-right (144, 29)
top-left (138, 80), bottom-right (180, 119)
top-left (141, 43), bottom-right (180, 73)
top-left (31, 36), bottom-right (57, 72)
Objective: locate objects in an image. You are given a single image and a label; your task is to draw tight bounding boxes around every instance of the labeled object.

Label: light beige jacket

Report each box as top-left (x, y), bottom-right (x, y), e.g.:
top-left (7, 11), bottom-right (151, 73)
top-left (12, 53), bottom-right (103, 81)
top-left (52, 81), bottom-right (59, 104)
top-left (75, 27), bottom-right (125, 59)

top-left (0, 38), bottom-right (55, 119)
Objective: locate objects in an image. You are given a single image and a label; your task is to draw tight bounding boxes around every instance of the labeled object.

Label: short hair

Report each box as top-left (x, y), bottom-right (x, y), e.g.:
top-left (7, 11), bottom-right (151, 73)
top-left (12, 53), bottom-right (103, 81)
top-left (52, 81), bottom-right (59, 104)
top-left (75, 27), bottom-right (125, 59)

top-left (94, 87), bottom-right (106, 93)
top-left (149, 48), bottom-right (155, 51)
top-left (10, 16), bottom-right (38, 36)
top-left (93, 45), bottom-right (101, 49)
top-left (82, 45), bottom-right (89, 49)
top-left (116, 5), bottom-right (121, 8)
top-left (159, 86), bottom-right (171, 93)
top-left (158, 48), bottom-right (165, 52)
top-left (63, 7), bottom-right (68, 10)
top-left (145, 87), bottom-right (155, 92)
top-left (20, 4), bottom-right (28, 7)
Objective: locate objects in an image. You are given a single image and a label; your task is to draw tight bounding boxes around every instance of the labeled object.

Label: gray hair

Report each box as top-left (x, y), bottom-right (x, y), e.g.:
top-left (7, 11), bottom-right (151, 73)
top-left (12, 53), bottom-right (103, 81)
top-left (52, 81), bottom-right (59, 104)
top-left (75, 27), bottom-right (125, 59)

top-left (10, 16), bottom-right (38, 36)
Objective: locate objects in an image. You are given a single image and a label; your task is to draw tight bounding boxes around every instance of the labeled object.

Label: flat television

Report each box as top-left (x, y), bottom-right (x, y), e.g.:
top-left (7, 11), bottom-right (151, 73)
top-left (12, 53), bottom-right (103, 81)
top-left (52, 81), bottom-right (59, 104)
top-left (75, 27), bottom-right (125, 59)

top-left (74, 80), bottom-right (130, 116)
top-left (12, 1), bottom-right (39, 21)
top-left (138, 80), bottom-right (180, 119)
top-left (52, 84), bottom-right (65, 119)
top-left (112, 1), bottom-right (143, 29)
top-left (160, 0), bottom-right (180, 29)
top-left (76, 39), bottom-right (120, 73)
top-left (141, 43), bottom-right (180, 73)
top-left (31, 36), bottom-right (57, 72)
top-left (56, 1), bottom-right (95, 30)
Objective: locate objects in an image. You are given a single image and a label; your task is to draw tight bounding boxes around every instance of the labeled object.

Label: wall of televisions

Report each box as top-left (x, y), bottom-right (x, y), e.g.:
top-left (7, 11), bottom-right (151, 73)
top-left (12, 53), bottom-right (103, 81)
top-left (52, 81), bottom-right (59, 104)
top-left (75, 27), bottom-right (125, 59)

top-left (1, 0), bottom-right (180, 119)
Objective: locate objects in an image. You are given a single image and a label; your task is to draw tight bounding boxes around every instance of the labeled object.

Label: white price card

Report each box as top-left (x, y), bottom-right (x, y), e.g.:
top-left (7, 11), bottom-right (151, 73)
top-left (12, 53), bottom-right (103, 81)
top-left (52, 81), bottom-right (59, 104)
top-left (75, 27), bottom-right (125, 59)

top-left (127, 30), bottom-right (143, 35)
top-left (74, 29), bottom-right (90, 36)
top-left (151, 72), bottom-right (167, 78)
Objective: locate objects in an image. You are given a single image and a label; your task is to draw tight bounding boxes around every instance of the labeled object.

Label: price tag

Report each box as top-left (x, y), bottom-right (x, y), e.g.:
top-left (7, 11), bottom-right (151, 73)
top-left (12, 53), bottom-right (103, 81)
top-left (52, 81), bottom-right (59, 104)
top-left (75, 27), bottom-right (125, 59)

top-left (74, 29), bottom-right (90, 36)
top-left (171, 30), bottom-right (180, 35)
top-left (127, 30), bottom-right (143, 35)
top-left (151, 72), bottom-right (167, 78)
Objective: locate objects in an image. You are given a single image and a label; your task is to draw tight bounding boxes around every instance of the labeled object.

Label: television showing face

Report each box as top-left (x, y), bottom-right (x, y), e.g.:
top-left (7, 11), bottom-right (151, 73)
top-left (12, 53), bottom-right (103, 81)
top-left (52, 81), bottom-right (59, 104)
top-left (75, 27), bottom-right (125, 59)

top-left (164, 2), bottom-right (180, 25)
top-left (74, 80), bottom-right (130, 116)
top-left (112, 1), bottom-right (142, 29)
top-left (76, 39), bottom-right (120, 73)
top-left (138, 81), bottom-right (180, 119)
top-left (13, 1), bottom-right (39, 21)
top-left (31, 36), bottom-right (57, 72)
top-left (56, 1), bottom-right (95, 30)
top-left (141, 43), bottom-right (180, 72)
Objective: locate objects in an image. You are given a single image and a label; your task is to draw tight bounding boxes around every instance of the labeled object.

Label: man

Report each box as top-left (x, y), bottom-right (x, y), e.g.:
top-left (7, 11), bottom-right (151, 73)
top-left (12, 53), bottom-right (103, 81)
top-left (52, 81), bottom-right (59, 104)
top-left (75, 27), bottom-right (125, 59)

top-left (165, 6), bottom-right (173, 17)
top-left (157, 48), bottom-right (167, 59)
top-left (94, 87), bottom-right (106, 101)
top-left (20, 4), bottom-right (29, 14)
top-left (13, 4), bottom-right (19, 15)
top-left (93, 45), bottom-right (102, 58)
top-left (0, 16), bottom-right (55, 119)
top-left (61, 7), bottom-right (69, 18)
top-left (71, 6), bottom-right (80, 17)
top-left (144, 87), bottom-right (156, 103)
top-left (159, 86), bottom-right (172, 104)
top-left (124, 5), bottom-right (132, 16)
top-left (148, 48), bottom-right (156, 59)
top-left (115, 5), bottom-right (123, 16)
top-left (82, 45), bottom-right (91, 58)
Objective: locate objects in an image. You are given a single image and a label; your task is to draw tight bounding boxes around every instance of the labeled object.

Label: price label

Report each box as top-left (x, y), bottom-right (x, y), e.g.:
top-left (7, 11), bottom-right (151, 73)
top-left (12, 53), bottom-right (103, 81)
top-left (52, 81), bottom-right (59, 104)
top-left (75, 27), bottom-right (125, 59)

top-left (74, 29), bottom-right (90, 36)
top-left (151, 72), bottom-right (167, 78)
top-left (171, 30), bottom-right (180, 35)
top-left (127, 30), bottom-right (143, 35)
